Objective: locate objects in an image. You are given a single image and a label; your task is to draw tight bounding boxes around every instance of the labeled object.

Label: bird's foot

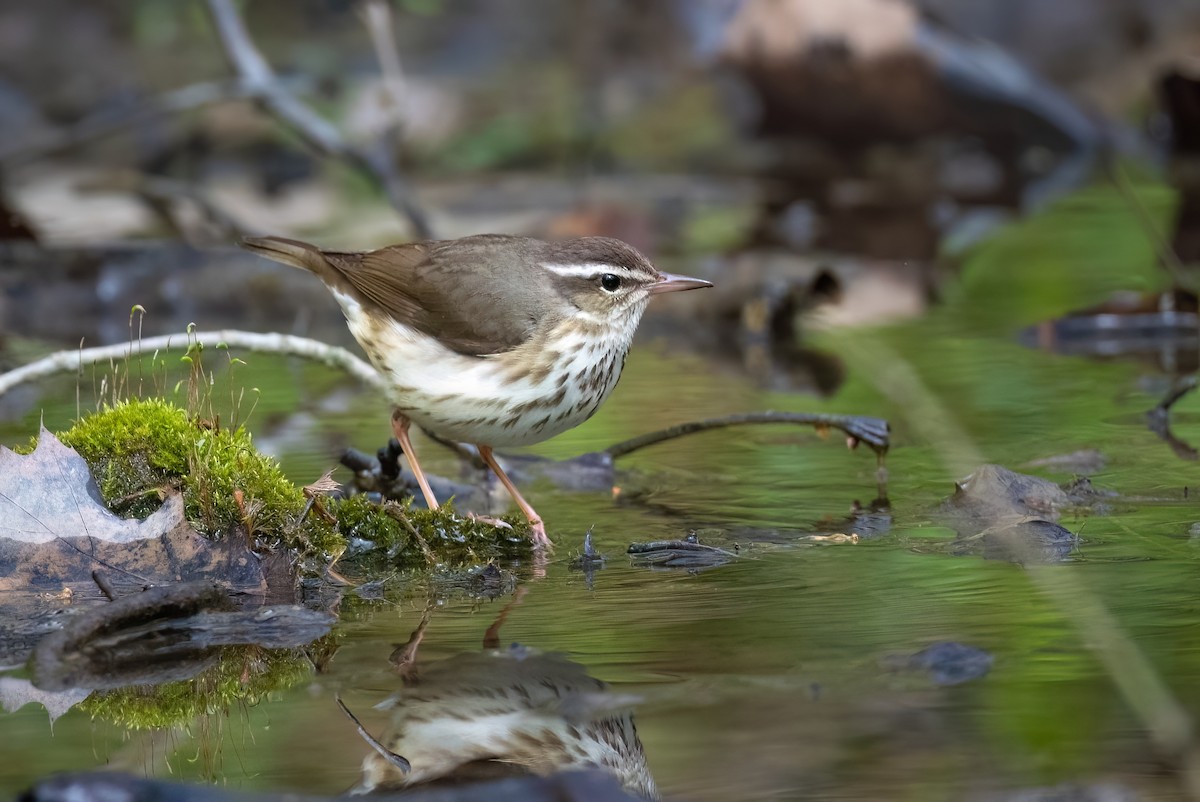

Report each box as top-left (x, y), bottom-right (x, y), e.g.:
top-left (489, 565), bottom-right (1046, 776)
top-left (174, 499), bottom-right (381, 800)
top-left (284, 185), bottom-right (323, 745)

top-left (466, 512), bottom-right (513, 530)
top-left (528, 520), bottom-right (554, 552)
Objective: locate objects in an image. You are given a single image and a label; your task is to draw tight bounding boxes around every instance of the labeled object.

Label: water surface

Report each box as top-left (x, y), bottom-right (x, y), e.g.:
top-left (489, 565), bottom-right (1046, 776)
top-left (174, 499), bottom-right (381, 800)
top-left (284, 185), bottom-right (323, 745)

top-left (2, 185), bottom-right (1199, 800)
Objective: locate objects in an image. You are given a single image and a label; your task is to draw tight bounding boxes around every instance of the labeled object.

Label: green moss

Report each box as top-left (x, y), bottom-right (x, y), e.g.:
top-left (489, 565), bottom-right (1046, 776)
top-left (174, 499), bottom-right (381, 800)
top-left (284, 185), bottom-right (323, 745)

top-left (331, 493), bottom-right (531, 571)
top-left (47, 398), bottom-right (531, 570)
top-left (78, 645), bottom-right (314, 729)
top-left (58, 399), bottom-right (328, 551)
top-left (406, 504), bottom-right (530, 564)
top-left (333, 492), bottom-right (406, 546)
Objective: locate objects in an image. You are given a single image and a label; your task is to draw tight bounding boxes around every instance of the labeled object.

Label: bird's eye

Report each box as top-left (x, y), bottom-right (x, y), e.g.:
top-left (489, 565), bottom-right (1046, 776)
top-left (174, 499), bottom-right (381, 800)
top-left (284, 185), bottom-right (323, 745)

top-left (599, 274), bottom-right (621, 292)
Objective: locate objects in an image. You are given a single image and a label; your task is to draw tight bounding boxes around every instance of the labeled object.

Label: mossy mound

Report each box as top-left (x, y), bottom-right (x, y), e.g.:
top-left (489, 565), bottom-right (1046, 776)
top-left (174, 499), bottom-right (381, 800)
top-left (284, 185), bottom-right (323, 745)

top-left (334, 493), bottom-right (534, 569)
top-left (60, 399), bottom-right (313, 540)
top-left (47, 398), bottom-right (530, 570)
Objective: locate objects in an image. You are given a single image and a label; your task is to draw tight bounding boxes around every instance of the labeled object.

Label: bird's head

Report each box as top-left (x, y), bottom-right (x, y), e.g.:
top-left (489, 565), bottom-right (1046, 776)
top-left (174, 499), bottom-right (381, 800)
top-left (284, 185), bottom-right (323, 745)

top-left (540, 237), bottom-right (712, 333)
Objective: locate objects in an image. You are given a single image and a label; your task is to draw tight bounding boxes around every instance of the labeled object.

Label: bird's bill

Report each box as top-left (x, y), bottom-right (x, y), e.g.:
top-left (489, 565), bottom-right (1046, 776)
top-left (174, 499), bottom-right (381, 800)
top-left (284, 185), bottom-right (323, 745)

top-left (649, 272), bottom-right (714, 294)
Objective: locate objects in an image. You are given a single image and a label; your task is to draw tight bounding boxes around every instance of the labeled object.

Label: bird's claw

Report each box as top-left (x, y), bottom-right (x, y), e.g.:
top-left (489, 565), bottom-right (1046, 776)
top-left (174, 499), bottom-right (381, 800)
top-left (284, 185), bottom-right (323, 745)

top-left (466, 512), bottom-right (513, 530)
top-left (528, 520), bottom-right (554, 552)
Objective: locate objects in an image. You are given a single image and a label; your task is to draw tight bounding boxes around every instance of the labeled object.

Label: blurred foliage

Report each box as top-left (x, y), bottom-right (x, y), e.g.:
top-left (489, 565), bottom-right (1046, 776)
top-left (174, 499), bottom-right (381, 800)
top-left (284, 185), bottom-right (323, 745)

top-left (677, 204), bottom-right (756, 256)
top-left (951, 180), bottom-right (1170, 331)
top-left (606, 81), bottom-right (735, 170)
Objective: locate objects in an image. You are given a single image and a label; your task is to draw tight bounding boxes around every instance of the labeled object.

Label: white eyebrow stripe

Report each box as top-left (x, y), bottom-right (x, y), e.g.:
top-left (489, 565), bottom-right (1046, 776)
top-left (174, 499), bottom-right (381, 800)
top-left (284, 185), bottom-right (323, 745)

top-left (540, 262), bottom-right (637, 279)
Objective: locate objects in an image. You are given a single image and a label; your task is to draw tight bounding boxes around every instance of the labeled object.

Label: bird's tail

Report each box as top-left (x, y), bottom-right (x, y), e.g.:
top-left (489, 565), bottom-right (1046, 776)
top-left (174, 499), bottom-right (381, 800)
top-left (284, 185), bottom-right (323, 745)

top-left (241, 236), bottom-right (330, 276)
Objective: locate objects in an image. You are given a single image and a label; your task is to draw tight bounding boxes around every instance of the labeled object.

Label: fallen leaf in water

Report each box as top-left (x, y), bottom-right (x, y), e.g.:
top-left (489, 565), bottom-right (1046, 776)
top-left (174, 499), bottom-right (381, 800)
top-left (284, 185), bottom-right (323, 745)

top-left (0, 426), bottom-right (181, 545)
top-left (0, 428), bottom-right (265, 594)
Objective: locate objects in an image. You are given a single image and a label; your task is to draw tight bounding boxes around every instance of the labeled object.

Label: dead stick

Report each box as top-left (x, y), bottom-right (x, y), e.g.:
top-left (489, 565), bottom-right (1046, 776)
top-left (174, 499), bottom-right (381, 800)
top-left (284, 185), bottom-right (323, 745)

top-left (385, 504), bottom-right (437, 567)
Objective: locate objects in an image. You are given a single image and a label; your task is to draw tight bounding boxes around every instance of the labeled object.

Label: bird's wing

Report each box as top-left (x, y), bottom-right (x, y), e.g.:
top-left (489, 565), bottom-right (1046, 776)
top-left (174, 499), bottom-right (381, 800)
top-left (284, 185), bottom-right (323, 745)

top-left (324, 235), bottom-right (552, 356)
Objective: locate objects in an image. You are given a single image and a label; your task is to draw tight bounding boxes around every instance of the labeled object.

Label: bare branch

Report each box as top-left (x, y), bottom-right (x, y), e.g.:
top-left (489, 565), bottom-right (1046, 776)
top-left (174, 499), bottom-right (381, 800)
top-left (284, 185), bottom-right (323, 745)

top-left (204, 0), bottom-right (433, 238)
top-left (4, 0), bottom-right (434, 239)
top-left (604, 412), bottom-right (891, 458)
top-left (0, 330), bottom-right (384, 398)
top-left (361, 0), bottom-right (408, 119)
top-left (206, 0), bottom-right (345, 155)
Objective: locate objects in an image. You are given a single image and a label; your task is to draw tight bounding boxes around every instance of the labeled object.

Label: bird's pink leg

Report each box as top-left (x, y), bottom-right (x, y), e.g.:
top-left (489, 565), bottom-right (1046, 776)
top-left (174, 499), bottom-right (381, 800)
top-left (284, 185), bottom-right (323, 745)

top-left (391, 411), bottom-right (440, 512)
top-left (477, 445), bottom-right (553, 551)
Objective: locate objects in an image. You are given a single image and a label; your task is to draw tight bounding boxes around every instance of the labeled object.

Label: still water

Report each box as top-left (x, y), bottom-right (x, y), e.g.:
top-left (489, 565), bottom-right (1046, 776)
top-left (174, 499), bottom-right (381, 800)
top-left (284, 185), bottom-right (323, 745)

top-left (3, 186), bottom-right (1199, 800)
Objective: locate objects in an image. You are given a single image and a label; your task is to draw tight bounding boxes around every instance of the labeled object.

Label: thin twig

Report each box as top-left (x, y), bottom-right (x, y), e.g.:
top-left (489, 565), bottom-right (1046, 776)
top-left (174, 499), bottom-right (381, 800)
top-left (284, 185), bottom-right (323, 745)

top-left (361, 0), bottom-right (408, 130)
top-left (4, 1), bottom-right (434, 234)
top-left (1146, 376), bottom-right (1200, 461)
top-left (0, 330), bottom-right (383, 398)
top-left (390, 600), bottom-right (434, 681)
top-left (481, 585), bottom-right (528, 649)
top-left (203, 0), bottom-right (433, 238)
top-left (604, 411), bottom-right (891, 458)
top-left (384, 503), bottom-right (437, 567)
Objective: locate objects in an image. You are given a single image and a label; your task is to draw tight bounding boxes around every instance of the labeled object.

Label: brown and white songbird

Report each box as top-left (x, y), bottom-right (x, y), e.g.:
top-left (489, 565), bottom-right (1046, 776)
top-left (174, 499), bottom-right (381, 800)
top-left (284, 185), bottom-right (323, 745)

top-left (242, 234), bottom-right (711, 549)
top-left (351, 643), bottom-right (659, 800)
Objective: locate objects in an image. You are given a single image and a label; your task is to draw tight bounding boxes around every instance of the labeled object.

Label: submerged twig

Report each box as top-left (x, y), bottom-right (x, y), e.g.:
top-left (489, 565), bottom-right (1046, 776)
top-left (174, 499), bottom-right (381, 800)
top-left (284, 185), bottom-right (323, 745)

top-left (91, 570), bottom-right (119, 602)
top-left (604, 412), bottom-right (891, 458)
top-left (481, 585), bottom-right (528, 650)
top-left (0, 330), bottom-right (383, 398)
top-left (425, 431), bottom-right (487, 469)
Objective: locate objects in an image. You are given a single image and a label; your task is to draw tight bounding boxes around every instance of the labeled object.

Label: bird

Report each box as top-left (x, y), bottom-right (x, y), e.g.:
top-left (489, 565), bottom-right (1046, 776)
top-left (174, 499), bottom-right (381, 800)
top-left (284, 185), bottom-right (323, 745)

top-left (241, 233), bottom-right (712, 550)
top-left (350, 642), bottom-right (660, 800)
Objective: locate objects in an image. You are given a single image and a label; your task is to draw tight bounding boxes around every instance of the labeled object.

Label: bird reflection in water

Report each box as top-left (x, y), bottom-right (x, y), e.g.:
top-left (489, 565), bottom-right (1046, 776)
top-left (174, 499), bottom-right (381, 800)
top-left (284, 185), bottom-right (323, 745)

top-left (347, 589), bottom-right (659, 800)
